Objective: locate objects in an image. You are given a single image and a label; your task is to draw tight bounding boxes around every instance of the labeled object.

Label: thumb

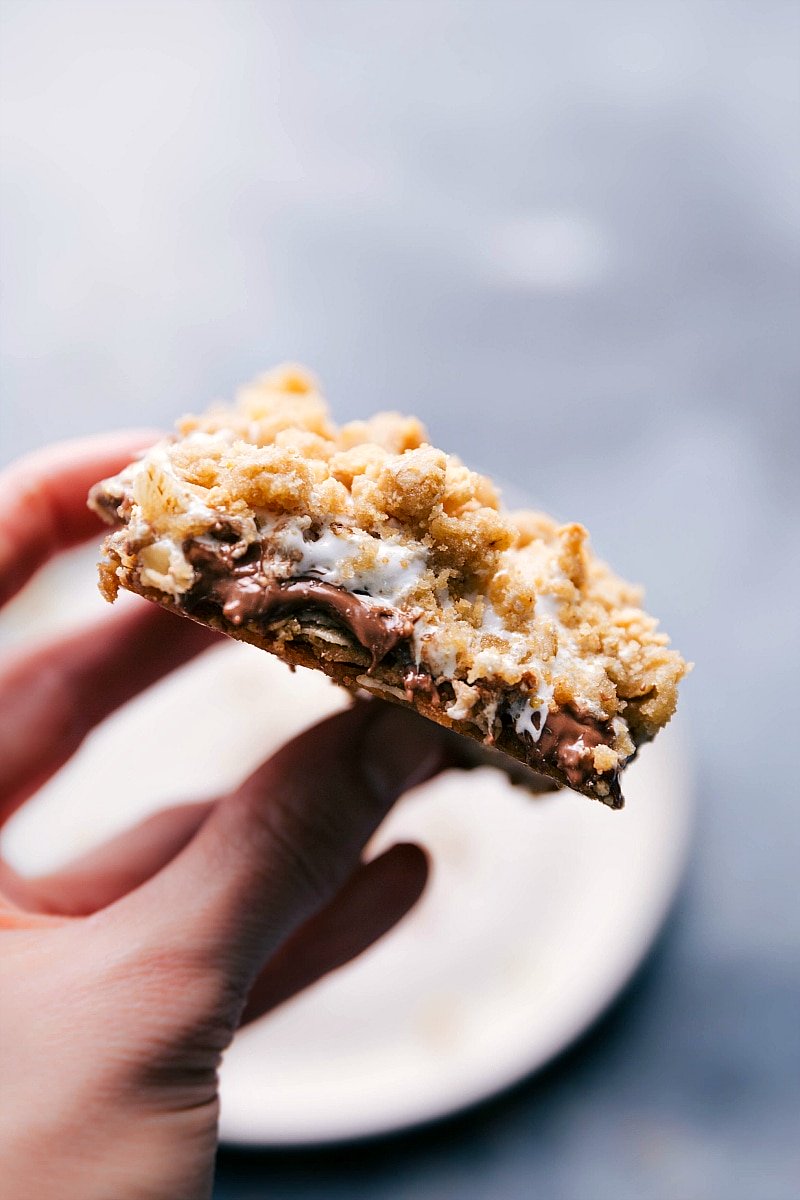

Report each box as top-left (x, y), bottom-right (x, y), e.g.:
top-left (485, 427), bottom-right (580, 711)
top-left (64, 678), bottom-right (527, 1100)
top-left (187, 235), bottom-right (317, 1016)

top-left (111, 702), bottom-right (454, 996)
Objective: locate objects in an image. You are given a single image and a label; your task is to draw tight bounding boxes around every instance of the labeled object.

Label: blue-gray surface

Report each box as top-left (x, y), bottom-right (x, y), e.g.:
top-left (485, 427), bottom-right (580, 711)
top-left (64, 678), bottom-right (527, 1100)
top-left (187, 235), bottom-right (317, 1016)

top-left (1, 2), bottom-right (798, 1197)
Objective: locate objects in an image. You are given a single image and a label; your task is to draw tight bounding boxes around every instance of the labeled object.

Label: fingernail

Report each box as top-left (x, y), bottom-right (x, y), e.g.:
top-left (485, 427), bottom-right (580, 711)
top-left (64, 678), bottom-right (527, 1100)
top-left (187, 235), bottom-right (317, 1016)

top-left (359, 706), bottom-right (451, 802)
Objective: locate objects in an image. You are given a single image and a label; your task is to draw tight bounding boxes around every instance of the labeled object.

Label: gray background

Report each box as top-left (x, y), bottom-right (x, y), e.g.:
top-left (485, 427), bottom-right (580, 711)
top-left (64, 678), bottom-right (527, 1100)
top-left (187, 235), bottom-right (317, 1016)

top-left (1, 2), bottom-right (798, 1197)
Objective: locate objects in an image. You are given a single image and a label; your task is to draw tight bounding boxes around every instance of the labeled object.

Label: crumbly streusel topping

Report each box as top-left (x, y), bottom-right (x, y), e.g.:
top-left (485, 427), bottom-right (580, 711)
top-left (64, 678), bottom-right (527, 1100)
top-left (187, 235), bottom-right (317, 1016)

top-left (93, 364), bottom-right (689, 772)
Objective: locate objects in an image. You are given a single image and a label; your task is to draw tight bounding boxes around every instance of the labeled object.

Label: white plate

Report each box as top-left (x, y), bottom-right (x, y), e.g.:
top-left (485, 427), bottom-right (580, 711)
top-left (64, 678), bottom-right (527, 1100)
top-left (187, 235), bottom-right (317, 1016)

top-left (1, 545), bottom-right (693, 1147)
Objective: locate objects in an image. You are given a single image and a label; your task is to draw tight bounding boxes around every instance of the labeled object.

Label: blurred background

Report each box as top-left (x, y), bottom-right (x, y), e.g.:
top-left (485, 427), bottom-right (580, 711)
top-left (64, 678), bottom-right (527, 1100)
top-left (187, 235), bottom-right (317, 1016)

top-left (1, 1), bottom-right (798, 1197)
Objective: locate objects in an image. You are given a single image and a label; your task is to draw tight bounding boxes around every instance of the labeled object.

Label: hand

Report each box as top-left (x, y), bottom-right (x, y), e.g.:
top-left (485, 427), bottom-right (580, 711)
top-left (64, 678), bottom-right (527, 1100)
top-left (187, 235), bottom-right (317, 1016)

top-left (0, 435), bottom-right (455, 1200)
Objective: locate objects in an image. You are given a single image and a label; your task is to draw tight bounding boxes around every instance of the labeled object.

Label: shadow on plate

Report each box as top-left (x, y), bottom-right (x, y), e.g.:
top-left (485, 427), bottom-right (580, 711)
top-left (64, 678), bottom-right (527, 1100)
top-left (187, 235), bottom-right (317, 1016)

top-left (213, 881), bottom-right (694, 1199)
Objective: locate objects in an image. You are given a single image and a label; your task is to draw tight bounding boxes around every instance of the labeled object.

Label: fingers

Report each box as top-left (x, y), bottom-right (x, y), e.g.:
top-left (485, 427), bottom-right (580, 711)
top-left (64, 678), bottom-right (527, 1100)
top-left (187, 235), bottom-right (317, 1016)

top-left (0, 430), bottom-right (160, 608)
top-left (0, 897), bottom-right (69, 929)
top-left (12, 802), bottom-right (213, 917)
top-left (115, 703), bottom-right (454, 995)
top-left (0, 602), bottom-right (218, 822)
top-left (241, 842), bottom-right (428, 1024)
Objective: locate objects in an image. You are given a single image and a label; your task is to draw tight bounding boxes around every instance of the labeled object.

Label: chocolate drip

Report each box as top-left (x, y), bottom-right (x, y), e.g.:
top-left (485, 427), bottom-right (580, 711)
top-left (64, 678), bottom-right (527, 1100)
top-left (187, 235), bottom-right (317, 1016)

top-left (530, 708), bottom-right (622, 806)
top-left (403, 667), bottom-right (440, 706)
top-left (184, 537), bottom-right (414, 669)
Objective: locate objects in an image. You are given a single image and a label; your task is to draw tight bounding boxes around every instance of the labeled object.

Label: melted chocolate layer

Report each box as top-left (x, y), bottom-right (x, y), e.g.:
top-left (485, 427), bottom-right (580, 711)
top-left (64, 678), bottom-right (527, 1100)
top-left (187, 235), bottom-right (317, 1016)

top-left (532, 708), bottom-right (622, 806)
top-left (88, 483), bottom-right (124, 526)
top-left (182, 533), bottom-right (622, 802)
top-left (184, 537), bottom-right (414, 668)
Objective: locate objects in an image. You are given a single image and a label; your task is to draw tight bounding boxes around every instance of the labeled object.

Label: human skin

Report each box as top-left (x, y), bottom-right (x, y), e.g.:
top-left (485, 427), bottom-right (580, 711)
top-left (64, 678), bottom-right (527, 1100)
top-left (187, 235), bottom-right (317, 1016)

top-left (0, 434), bottom-right (459, 1200)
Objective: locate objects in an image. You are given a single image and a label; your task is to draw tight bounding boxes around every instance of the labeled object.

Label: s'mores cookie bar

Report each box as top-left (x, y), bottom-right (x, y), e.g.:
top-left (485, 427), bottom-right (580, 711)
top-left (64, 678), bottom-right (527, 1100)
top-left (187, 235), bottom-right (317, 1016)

top-left (89, 365), bottom-right (689, 806)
